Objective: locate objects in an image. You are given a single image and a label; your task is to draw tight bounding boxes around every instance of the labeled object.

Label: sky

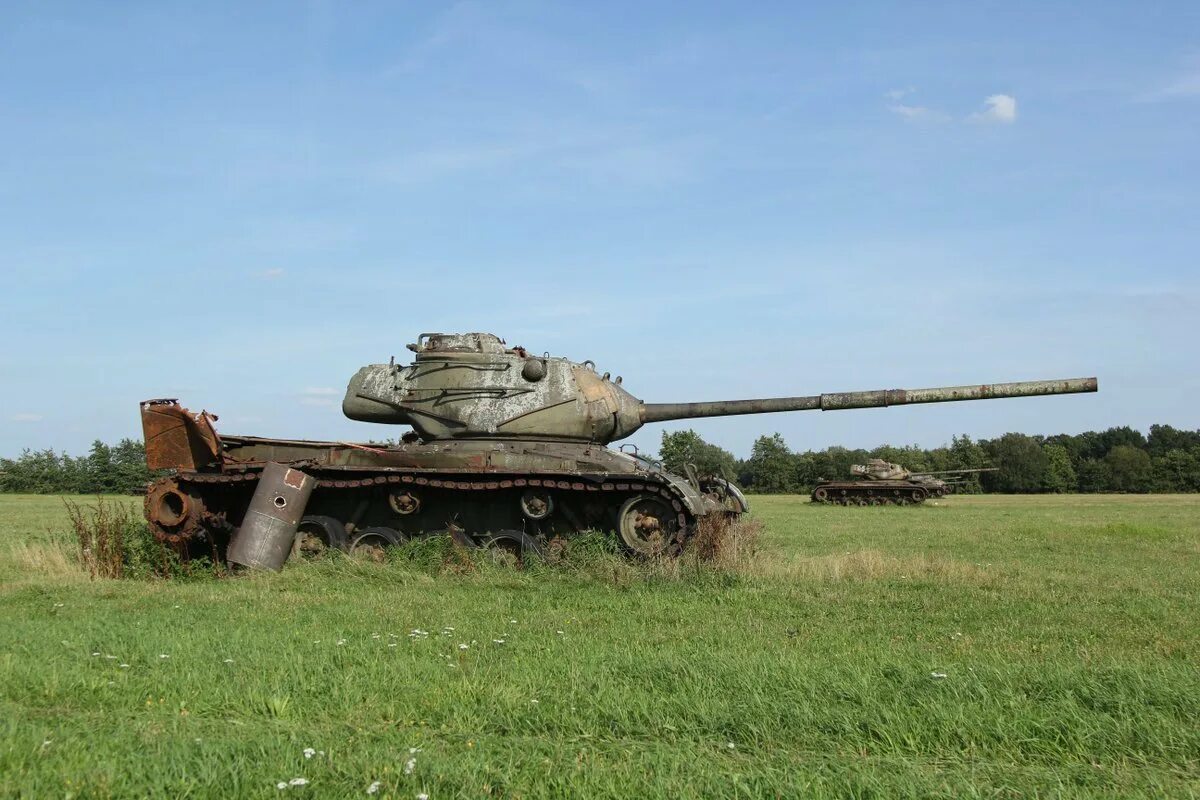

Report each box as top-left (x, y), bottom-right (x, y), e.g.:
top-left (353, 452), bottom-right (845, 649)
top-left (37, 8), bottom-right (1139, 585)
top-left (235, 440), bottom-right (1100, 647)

top-left (1, 1), bottom-right (1197, 459)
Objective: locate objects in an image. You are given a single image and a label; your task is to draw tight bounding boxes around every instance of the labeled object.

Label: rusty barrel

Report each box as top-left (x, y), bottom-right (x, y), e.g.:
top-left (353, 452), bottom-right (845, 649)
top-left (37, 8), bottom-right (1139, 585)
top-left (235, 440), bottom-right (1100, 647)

top-left (227, 462), bottom-right (317, 571)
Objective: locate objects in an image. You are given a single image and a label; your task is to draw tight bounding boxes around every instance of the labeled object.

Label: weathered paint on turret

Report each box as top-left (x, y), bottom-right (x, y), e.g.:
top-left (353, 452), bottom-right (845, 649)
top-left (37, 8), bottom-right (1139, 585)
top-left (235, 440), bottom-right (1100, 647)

top-left (343, 332), bottom-right (1098, 445)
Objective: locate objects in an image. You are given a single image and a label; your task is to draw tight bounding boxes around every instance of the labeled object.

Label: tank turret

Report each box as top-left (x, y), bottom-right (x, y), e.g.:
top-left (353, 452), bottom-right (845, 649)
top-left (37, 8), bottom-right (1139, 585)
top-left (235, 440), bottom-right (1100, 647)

top-left (343, 332), bottom-right (1098, 444)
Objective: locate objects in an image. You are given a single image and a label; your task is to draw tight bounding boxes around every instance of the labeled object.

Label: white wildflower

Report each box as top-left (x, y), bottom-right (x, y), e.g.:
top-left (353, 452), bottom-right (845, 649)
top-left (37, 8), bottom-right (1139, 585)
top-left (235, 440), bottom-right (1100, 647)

top-left (372, 634), bottom-right (380, 639)
top-left (118, 663), bottom-right (130, 668)
top-left (492, 639), bottom-right (505, 644)
top-left (458, 643), bottom-right (468, 650)
top-left (104, 655), bottom-right (117, 660)
top-left (367, 781), bottom-right (381, 794)
top-left (530, 699), bottom-right (539, 704)
top-left (726, 742), bottom-right (736, 749)
top-left (404, 758), bottom-right (416, 774)
top-left (388, 643), bottom-right (397, 648)
top-left (417, 794), bottom-right (429, 800)
top-left (289, 777), bottom-right (309, 786)
top-left (337, 639), bottom-right (346, 646)
top-left (556, 630), bottom-right (563, 635)
top-left (92, 652), bottom-right (100, 657)
top-left (223, 658), bottom-right (234, 663)
top-left (931, 671), bottom-right (948, 680)
top-left (54, 603), bottom-right (64, 608)
top-left (303, 748), bottom-right (316, 759)
top-left (159, 654), bottom-right (170, 659)
top-left (408, 747), bottom-right (421, 754)
top-left (277, 782), bottom-right (288, 790)
top-left (42, 740), bottom-right (51, 747)
top-left (509, 619), bottom-right (517, 624)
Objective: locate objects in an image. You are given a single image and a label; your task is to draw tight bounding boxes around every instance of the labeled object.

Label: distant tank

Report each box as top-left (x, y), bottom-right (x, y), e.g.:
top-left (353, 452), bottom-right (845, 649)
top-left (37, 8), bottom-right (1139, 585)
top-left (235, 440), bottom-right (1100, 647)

top-left (141, 332), bottom-right (1096, 562)
top-left (811, 460), bottom-right (997, 505)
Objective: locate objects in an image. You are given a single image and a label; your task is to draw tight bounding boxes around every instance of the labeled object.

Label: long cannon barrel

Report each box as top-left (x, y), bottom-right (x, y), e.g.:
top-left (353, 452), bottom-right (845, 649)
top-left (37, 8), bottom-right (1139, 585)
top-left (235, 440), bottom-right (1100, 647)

top-left (918, 468), bottom-right (999, 476)
top-left (640, 377), bottom-right (1098, 424)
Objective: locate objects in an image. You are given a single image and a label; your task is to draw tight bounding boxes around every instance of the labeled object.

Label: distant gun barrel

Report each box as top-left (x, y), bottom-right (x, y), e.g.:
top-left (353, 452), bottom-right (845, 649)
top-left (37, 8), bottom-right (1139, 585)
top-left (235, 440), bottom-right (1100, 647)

top-left (917, 468), bottom-right (1000, 476)
top-left (640, 377), bottom-right (1098, 424)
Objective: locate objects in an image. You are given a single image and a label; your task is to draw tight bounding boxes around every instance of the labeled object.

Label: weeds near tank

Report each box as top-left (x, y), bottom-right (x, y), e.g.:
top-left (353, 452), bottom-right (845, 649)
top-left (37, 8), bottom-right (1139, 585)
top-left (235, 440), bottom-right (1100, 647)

top-left (687, 514), bottom-right (762, 567)
top-left (63, 497), bottom-right (217, 580)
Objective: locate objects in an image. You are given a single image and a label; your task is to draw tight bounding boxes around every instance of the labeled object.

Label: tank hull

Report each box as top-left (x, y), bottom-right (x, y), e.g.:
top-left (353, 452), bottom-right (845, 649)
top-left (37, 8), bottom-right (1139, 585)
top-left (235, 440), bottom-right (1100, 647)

top-left (141, 402), bottom-right (739, 559)
top-left (810, 480), bottom-right (931, 505)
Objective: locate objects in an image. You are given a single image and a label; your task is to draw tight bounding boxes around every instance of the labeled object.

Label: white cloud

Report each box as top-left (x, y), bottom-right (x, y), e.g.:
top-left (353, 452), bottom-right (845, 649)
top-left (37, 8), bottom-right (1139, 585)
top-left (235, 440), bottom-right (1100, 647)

top-left (969, 94), bottom-right (1017, 124)
top-left (11, 413), bottom-right (43, 422)
top-left (260, 267), bottom-right (286, 279)
top-left (885, 88), bottom-right (950, 122)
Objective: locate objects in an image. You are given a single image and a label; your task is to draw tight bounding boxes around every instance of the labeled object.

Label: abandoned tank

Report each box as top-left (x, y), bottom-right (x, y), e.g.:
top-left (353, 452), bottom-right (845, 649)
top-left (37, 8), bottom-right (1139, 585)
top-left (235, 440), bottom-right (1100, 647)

top-left (142, 332), bottom-right (1097, 563)
top-left (811, 460), bottom-right (998, 505)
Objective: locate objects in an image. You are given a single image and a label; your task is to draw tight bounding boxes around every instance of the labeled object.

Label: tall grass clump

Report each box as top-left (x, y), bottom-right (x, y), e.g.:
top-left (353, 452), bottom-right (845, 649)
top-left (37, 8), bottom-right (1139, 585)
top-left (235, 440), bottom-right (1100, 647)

top-left (63, 497), bottom-right (214, 580)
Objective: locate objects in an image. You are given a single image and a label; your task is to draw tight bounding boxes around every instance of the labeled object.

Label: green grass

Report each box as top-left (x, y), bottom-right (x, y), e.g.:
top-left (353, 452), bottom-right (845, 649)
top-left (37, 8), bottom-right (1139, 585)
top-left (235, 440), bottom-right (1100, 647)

top-left (1, 494), bottom-right (1198, 798)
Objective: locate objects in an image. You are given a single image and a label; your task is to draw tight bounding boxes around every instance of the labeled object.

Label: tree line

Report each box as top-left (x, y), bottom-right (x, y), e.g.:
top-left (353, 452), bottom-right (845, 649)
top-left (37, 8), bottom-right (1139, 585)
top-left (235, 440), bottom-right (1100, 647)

top-left (0, 440), bottom-right (163, 494)
top-left (659, 424), bottom-right (1200, 494)
top-left (2, 424), bottom-right (1198, 495)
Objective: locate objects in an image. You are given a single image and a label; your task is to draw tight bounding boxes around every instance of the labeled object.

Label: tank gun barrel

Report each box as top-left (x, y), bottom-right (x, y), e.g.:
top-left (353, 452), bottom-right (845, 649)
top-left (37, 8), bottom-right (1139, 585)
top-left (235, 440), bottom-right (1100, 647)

top-left (640, 377), bottom-right (1097, 424)
top-left (917, 468), bottom-right (999, 476)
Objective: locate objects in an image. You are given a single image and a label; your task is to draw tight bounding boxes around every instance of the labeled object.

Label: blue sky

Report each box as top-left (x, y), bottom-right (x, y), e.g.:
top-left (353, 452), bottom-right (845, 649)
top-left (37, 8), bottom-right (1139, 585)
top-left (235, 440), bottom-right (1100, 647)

top-left (1, 1), bottom-right (1197, 459)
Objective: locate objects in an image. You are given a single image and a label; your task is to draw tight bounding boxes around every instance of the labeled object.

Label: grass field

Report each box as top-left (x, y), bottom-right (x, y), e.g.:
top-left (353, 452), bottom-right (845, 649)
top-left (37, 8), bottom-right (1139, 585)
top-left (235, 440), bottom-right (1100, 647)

top-left (1, 493), bottom-right (1198, 798)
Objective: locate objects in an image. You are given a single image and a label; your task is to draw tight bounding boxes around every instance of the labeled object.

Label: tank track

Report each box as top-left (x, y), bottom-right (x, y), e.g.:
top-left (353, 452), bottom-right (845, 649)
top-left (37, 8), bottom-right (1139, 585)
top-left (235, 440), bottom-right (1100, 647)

top-left (810, 481), bottom-right (930, 506)
top-left (147, 467), bottom-right (695, 557)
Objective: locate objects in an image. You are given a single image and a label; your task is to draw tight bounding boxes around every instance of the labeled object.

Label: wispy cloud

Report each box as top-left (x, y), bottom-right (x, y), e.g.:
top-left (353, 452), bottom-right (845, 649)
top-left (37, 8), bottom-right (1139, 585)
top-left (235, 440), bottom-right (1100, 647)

top-left (968, 94), bottom-right (1017, 124)
top-left (1142, 70), bottom-right (1200, 101)
top-left (260, 267), bottom-right (286, 279)
top-left (885, 88), bottom-right (950, 122)
top-left (300, 387), bottom-right (339, 407)
top-left (11, 413), bottom-right (43, 422)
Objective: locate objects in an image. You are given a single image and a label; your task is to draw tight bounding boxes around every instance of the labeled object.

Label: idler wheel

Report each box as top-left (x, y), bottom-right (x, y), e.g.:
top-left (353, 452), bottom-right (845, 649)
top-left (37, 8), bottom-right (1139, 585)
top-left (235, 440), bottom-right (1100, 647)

top-left (349, 526), bottom-right (407, 562)
top-left (519, 489), bottom-right (553, 521)
top-left (618, 495), bottom-right (680, 557)
top-left (812, 487), bottom-right (829, 503)
top-left (145, 478), bottom-right (204, 544)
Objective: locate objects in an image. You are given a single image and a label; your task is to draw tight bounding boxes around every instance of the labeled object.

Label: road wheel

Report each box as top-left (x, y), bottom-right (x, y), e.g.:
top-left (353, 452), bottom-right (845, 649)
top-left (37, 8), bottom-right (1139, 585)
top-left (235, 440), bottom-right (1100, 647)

top-left (292, 515), bottom-right (349, 559)
top-left (349, 526), bottom-right (406, 562)
top-left (618, 495), bottom-right (680, 556)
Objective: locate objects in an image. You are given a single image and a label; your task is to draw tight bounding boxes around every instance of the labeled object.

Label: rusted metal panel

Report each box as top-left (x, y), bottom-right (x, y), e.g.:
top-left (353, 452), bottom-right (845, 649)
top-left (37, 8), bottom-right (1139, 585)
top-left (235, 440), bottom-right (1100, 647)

top-left (141, 399), bottom-right (221, 470)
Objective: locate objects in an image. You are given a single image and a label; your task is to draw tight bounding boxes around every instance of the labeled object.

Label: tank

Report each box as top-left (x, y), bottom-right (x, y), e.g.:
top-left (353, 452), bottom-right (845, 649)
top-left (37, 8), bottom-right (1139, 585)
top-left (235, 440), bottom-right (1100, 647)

top-left (141, 332), bottom-right (1097, 558)
top-left (811, 460), bottom-right (998, 504)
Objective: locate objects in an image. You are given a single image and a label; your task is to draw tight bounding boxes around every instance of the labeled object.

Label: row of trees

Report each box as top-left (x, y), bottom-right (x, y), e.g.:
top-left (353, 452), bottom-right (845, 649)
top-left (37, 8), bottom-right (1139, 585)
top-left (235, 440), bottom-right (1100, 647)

top-left (0, 440), bottom-right (161, 494)
top-left (3, 423), bottom-right (1198, 495)
top-left (659, 424), bottom-right (1200, 494)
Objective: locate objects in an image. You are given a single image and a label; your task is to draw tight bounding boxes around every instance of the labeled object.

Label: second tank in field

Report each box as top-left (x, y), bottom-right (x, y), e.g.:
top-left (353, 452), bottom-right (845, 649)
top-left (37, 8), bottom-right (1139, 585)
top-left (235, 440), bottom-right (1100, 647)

top-left (141, 332), bottom-right (1096, 562)
top-left (811, 459), bottom-right (998, 505)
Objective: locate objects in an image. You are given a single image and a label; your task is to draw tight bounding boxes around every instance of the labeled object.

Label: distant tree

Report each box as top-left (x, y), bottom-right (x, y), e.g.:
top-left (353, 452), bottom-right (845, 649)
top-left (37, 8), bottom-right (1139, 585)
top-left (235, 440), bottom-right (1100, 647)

top-left (1076, 459), bottom-right (1111, 493)
top-left (1147, 424), bottom-right (1200, 456)
top-left (1151, 449), bottom-right (1200, 492)
top-left (1105, 445), bottom-right (1153, 493)
top-left (988, 433), bottom-right (1049, 493)
top-left (1042, 444), bottom-right (1076, 493)
top-left (1099, 426), bottom-right (1147, 453)
top-left (948, 434), bottom-right (989, 471)
top-left (658, 430), bottom-right (737, 479)
top-left (744, 433), bottom-right (797, 494)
